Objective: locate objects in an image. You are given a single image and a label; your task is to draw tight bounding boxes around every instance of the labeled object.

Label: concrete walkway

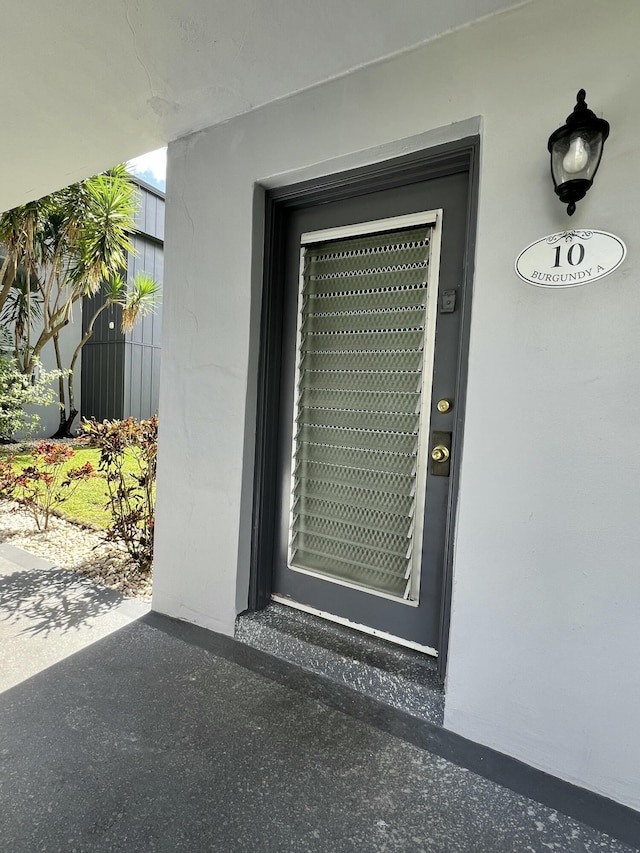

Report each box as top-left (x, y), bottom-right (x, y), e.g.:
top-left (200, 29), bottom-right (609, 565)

top-left (0, 543), bottom-right (149, 694)
top-left (0, 545), bottom-right (637, 852)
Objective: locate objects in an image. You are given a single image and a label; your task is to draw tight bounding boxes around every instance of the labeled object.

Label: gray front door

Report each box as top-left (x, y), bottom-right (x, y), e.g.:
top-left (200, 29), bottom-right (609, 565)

top-left (271, 169), bottom-right (470, 653)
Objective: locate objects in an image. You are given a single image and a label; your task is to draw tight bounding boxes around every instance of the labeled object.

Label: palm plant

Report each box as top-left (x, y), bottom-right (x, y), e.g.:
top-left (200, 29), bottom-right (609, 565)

top-left (0, 166), bottom-right (161, 437)
top-left (0, 269), bottom-right (43, 360)
top-left (120, 272), bottom-right (160, 333)
top-left (57, 272), bottom-right (161, 437)
top-left (28, 167), bottom-right (137, 372)
top-left (0, 199), bottom-right (43, 328)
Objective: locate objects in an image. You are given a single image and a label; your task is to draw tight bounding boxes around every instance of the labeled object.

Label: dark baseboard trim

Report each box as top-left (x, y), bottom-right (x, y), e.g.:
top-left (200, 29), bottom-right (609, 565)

top-left (143, 611), bottom-right (640, 850)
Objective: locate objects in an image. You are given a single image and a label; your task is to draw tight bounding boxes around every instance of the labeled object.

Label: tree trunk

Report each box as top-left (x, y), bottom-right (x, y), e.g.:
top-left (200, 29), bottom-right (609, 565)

top-left (53, 332), bottom-right (66, 415)
top-left (50, 408), bottom-right (78, 439)
top-left (49, 301), bottom-right (110, 439)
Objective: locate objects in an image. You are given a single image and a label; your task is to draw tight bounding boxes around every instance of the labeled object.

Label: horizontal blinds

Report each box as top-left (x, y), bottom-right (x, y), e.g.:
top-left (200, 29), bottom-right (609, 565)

top-left (288, 223), bottom-right (433, 598)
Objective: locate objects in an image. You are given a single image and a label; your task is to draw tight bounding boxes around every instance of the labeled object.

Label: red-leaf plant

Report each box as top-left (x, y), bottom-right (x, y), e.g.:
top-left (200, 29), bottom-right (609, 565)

top-left (13, 440), bottom-right (95, 531)
top-left (81, 417), bottom-right (157, 573)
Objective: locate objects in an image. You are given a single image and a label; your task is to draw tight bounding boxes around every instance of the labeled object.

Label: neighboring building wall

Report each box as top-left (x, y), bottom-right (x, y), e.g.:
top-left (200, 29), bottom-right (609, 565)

top-left (152, 0), bottom-right (640, 813)
top-left (79, 296), bottom-right (126, 423)
top-left (81, 179), bottom-right (164, 422)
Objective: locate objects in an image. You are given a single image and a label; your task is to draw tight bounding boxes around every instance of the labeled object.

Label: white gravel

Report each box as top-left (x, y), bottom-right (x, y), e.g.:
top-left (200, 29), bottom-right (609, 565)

top-left (0, 501), bottom-right (152, 600)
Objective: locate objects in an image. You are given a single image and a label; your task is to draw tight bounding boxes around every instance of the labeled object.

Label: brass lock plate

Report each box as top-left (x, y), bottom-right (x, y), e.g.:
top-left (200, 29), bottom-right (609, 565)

top-left (430, 431), bottom-right (452, 477)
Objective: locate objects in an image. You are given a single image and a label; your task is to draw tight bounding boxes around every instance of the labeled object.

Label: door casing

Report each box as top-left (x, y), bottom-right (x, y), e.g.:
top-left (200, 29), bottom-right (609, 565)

top-left (249, 137), bottom-right (480, 683)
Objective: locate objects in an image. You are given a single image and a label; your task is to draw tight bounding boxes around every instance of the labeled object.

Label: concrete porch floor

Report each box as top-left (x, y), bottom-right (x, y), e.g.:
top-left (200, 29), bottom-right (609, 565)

top-left (0, 544), bottom-right (638, 853)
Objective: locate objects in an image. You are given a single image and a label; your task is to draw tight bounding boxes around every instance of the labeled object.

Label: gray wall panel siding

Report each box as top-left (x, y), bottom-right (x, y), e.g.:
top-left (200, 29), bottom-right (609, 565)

top-left (151, 348), bottom-right (161, 418)
top-left (81, 342), bottom-right (124, 422)
top-left (123, 340), bottom-right (161, 421)
top-left (155, 199), bottom-right (165, 242)
top-left (82, 178), bottom-right (163, 422)
top-left (134, 180), bottom-right (165, 241)
top-left (142, 345), bottom-right (153, 419)
top-left (82, 291), bottom-right (124, 344)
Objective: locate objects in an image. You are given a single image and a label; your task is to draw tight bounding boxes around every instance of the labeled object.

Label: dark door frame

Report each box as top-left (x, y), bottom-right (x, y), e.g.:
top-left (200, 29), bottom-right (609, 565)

top-left (249, 136), bottom-right (480, 683)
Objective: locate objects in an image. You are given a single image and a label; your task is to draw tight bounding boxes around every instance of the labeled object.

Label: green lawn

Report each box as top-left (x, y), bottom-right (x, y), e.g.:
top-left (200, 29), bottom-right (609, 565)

top-left (2, 446), bottom-right (138, 529)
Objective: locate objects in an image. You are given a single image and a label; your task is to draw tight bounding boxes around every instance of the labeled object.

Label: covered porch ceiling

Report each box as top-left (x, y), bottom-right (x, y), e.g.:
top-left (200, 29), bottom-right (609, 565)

top-left (2, 0), bottom-right (530, 210)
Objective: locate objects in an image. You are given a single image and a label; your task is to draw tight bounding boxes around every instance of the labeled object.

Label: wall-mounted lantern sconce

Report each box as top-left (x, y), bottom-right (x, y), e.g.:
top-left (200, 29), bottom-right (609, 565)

top-left (547, 89), bottom-right (609, 216)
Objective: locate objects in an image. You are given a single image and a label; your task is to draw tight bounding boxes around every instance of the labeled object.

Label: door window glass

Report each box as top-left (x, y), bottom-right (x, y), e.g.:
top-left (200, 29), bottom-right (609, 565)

top-left (287, 217), bottom-right (438, 600)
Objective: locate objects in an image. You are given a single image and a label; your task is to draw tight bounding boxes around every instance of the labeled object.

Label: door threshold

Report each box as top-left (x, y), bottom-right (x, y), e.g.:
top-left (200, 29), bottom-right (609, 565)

top-left (236, 601), bottom-right (444, 726)
top-left (272, 594), bottom-right (438, 657)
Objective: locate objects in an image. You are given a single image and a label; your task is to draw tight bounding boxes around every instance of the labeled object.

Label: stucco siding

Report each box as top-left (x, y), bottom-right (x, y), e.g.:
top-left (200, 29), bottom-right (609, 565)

top-left (153, 0), bottom-right (640, 810)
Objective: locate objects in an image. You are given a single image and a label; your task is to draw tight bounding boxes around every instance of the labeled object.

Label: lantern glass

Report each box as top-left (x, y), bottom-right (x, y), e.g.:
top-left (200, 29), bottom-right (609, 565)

top-left (550, 129), bottom-right (604, 188)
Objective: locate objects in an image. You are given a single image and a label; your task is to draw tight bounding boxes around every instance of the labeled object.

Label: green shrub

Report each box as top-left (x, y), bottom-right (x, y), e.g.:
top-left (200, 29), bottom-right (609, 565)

top-left (0, 353), bottom-right (61, 441)
top-left (81, 416), bottom-right (157, 572)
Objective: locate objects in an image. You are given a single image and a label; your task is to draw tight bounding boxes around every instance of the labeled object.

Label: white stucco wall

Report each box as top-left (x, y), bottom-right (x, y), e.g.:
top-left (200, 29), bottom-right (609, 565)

top-left (16, 311), bottom-right (82, 439)
top-left (153, 0), bottom-right (640, 810)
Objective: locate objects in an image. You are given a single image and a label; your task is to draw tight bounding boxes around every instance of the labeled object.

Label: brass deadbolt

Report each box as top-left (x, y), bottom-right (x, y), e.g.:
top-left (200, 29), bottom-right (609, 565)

top-left (437, 399), bottom-right (452, 413)
top-left (431, 444), bottom-right (450, 463)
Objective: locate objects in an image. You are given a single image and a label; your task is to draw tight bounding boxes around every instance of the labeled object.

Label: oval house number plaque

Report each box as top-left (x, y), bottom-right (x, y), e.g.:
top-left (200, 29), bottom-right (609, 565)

top-left (515, 229), bottom-right (626, 288)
